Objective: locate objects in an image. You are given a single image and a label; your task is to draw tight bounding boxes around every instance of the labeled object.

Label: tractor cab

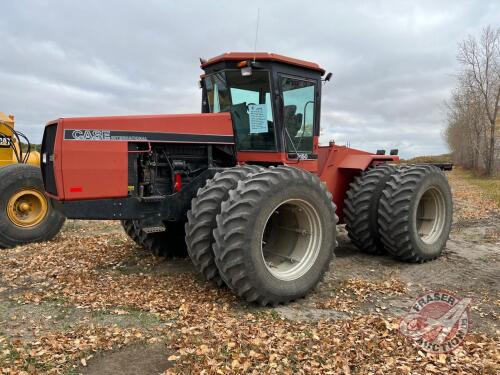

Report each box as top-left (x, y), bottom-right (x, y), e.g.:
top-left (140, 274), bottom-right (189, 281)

top-left (200, 53), bottom-right (326, 164)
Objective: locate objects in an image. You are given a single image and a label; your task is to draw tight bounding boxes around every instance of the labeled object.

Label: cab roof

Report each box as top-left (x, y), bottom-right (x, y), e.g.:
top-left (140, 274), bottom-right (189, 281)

top-left (201, 52), bottom-right (325, 75)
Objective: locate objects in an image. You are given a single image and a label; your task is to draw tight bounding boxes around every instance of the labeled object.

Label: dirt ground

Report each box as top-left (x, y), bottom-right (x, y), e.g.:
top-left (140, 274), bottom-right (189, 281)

top-left (0, 170), bottom-right (498, 374)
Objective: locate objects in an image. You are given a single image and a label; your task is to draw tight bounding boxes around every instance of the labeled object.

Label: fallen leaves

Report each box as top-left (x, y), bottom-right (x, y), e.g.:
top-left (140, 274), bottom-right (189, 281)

top-left (316, 278), bottom-right (407, 311)
top-left (0, 213), bottom-right (498, 374)
top-left (0, 324), bottom-right (145, 374)
top-left (162, 306), bottom-right (500, 374)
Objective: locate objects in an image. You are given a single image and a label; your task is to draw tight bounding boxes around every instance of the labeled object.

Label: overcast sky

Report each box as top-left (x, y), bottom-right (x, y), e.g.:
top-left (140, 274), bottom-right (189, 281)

top-left (1, 0), bottom-right (498, 158)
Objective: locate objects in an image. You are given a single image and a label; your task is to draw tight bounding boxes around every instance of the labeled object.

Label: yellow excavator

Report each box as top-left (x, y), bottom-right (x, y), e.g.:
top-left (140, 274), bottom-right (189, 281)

top-left (0, 112), bottom-right (65, 248)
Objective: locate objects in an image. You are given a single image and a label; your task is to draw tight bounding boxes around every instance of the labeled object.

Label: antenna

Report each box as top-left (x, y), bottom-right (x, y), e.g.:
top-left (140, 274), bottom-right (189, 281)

top-left (253, 8), bottom-right (260, 62)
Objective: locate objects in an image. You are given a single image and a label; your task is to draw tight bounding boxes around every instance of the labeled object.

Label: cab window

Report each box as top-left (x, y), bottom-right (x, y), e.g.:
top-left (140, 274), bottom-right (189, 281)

top-left (280, 76), bottom-right (316, 153)
top-left (205, 71), bottom-right (276, 151)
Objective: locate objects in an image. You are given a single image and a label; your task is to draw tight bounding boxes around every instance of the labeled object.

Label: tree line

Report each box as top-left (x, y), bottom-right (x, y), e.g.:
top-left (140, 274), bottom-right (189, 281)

top-left (445, 26), bottom-right (500, 176)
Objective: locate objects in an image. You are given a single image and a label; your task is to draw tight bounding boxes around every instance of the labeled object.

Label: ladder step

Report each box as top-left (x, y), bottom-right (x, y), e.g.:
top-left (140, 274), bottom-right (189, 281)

top-left (142, 225), bottom-right (166, 234)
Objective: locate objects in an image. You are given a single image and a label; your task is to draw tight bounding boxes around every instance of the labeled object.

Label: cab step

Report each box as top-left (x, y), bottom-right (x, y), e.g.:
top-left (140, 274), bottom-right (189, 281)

top-left (142, 225), bottom-right (166, 234)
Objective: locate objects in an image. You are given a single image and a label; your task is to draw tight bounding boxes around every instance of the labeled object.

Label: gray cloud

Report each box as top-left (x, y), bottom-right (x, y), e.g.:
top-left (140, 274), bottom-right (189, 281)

top-left (1, 0), bottom-right (498, 158)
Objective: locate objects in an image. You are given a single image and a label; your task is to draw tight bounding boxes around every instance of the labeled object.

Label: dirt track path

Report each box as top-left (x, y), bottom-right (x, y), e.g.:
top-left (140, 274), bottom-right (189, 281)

top-left (0, 170), bottom-right (498, 374)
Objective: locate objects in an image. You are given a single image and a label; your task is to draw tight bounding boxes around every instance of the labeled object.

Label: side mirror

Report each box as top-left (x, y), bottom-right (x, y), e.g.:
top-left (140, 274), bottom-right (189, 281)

top-left (323, 72), bottom-right (332, 82)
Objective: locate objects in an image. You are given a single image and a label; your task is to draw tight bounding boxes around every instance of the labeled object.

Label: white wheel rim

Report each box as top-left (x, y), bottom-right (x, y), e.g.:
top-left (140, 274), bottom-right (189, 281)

top-left (260, 199), bottom-right (323, 281)
top-left (416, 187), bottom-right (446, 244)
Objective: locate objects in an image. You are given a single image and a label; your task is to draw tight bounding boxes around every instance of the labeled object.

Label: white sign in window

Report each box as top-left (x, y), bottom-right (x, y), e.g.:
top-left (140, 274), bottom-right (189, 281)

top-left (248, 104), bottom-right (268, 134)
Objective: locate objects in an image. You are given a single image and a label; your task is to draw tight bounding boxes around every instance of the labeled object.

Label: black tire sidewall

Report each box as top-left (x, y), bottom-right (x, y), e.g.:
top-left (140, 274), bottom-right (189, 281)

top-left (367, 167), bottom-right (395, 245)
top-left (0, 164), bottom-right (64, 247)
top-left (407, 172), bottom-right (453, 258)
top-left (243, 180), bottom-right (335, 300)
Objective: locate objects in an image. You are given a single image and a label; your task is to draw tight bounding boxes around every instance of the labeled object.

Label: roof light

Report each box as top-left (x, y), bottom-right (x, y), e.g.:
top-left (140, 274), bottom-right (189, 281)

top-left (237, 60), bottom-right (249, 68)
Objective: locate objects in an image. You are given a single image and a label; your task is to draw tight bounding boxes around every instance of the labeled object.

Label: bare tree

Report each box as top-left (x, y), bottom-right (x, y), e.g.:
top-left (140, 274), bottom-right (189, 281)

top-left (445, 82), bottom-right (486, 170)
top-left (457, 26), bottom-right (500, 175)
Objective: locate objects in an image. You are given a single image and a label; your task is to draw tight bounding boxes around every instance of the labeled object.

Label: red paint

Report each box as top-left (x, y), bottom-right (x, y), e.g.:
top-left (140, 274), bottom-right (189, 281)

top-left (316, 145), bottom-right (398, 221)
top-left (202, 52), bottom-right (325, 74)
top-left (69, 187), bottom-right (83, 193)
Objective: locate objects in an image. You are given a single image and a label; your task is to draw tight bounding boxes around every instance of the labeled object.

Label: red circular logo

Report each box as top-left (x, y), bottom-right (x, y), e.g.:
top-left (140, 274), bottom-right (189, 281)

top-left (399, 290), bottom-right (471, 353)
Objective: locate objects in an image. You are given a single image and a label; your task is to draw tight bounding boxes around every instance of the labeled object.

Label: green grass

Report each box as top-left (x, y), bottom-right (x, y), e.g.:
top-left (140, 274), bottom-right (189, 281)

top-left (455, 168), bottom-right (500, 206)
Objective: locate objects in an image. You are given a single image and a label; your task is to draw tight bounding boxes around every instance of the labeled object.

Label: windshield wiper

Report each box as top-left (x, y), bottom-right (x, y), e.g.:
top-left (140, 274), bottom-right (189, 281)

top-left (284, 127), bottom-right (300, 159)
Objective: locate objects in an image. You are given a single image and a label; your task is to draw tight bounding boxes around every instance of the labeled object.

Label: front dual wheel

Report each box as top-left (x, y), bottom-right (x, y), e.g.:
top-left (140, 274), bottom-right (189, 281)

top-left (212, 166), bottom-right (337, 306)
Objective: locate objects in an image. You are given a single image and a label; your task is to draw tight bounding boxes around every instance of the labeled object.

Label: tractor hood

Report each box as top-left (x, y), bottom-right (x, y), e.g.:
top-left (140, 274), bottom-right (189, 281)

top-left (41, 112), bottom-right (234, 201)
top-left (53, 112), bottom-right (234, 144)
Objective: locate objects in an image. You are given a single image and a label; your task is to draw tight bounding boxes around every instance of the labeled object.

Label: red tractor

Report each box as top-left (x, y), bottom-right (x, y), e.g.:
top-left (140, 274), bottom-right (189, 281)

top-left (40, 53), bottom-right (453, 305)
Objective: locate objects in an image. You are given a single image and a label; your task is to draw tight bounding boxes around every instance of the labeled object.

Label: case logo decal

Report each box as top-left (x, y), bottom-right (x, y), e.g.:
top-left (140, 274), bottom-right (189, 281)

top-left (71, 129), bottom-right (111, 141)
top-left (64, 129), bottom-right (233, 144)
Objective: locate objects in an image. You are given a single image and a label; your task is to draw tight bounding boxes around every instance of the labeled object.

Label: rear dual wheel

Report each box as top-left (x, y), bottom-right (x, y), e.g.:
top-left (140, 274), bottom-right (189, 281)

top-left (344, 164), bottom-right (452, 262)
top-left (344, 164), bottom-right (396, 255)
top-left (378, 165), bottom-right (452, 262)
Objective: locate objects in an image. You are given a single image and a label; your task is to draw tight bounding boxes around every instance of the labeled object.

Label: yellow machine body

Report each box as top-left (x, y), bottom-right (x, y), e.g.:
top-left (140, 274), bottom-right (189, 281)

top-left (0, 111), bottom-right (49, 231)
top-left (0, 112), bottom-right (40, 167)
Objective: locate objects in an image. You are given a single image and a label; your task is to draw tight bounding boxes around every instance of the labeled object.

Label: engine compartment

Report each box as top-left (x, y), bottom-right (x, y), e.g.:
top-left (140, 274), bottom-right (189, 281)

top-left (128, 143), bottom-right (235, 198)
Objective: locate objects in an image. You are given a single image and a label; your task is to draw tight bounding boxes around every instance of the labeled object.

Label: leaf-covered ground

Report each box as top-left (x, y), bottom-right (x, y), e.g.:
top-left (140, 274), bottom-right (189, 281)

top-left (0, 170), bottom-right (498, 374)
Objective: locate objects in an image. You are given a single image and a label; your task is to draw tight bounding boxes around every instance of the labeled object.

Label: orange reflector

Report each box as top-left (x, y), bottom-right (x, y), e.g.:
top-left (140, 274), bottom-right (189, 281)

top-left (236, 60), bottom-right (248, 68)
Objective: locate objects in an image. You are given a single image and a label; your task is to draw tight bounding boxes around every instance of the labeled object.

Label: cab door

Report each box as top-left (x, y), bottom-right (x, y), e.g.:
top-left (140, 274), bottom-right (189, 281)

top-left (279, 75), bottom-right (319, 169)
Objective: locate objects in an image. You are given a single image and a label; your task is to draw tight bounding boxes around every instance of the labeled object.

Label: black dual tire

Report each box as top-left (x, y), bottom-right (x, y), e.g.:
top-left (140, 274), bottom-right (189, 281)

top-left (0, 164), bottom-right (65, 248)
top-left (121, 220), bottom-right (187, 257)
top-left (185, 165), bottom-right (263, 286)
top-left (378, 165), bottom-right (453, 263)
top-left (213, 166), bottom-right (337, 306)
top-left (344, 164), bottom-right (396, 255)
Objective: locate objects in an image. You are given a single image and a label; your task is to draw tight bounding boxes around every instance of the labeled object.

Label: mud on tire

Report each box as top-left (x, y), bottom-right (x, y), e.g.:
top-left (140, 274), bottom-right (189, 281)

top-left (121, 220), bottom-right (187, 257)
top-left (378, 165), bottom-right (453, 263)
top-left (185, 165), bottom-right (263, 286)
top-left (344, 164), bottom-right (396, 255)
top-left (213, 166), bottom-right (338, 306)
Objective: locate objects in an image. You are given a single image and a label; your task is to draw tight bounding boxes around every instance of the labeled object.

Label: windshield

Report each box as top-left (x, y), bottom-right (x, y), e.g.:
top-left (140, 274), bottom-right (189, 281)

top-left (205, 71), bottom-right (276, 151)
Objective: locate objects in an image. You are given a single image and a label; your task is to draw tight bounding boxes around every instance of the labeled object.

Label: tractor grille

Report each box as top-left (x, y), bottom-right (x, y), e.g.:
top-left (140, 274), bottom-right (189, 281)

top-left (41, 123), bottom-right (58, 196)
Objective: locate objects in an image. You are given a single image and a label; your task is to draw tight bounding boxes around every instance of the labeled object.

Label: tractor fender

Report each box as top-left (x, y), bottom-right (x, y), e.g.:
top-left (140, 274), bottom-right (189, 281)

top-left (337, 154), bottom-right (396, 170)
top-left (319, 150), bottom-right (398, 223)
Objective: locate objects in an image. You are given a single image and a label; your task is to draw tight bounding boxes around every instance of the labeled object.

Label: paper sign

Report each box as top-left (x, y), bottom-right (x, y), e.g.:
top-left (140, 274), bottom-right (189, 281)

top-left (248, 104), bottom-right (268, 134)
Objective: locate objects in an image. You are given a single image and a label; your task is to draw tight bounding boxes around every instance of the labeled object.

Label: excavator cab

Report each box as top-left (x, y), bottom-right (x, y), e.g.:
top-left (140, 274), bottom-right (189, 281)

top-left (200, 53), bottom-right (324, 164)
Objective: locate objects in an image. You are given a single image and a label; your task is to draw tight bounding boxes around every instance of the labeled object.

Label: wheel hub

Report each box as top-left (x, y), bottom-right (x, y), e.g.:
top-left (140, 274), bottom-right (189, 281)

top-left (261, 199), bottom-right (322, 281)
top-left (416, 187), bottom-right (446, 244)
top-left (7, 189), bottom-right (48, 228)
